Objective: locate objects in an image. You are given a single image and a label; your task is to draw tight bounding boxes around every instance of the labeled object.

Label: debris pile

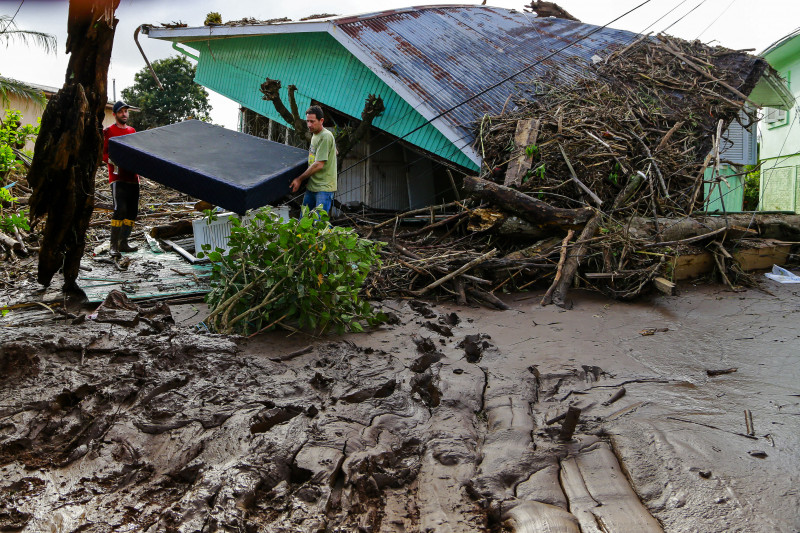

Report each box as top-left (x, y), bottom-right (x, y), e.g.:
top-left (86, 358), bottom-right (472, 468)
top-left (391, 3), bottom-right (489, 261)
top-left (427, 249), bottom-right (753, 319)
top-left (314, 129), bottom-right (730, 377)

top-left (362, 35), bottom-right (796, 307)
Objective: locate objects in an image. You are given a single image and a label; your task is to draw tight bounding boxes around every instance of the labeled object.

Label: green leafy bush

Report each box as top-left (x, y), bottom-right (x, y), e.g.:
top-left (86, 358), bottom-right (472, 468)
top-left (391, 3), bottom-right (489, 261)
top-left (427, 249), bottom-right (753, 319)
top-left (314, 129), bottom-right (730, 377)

top-left (742, 165), bottom-right (759, 211)
top-left (0, 183), bottom-right (29, 233)
top-left (1, 109), bottom-right (39, 174)
top-left (202, 206), bottom-right (385, 335)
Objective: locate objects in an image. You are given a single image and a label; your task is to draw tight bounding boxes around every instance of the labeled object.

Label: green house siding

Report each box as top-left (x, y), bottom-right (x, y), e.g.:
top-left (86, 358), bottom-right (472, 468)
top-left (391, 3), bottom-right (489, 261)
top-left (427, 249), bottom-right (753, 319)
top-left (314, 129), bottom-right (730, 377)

top-left (702, 165), bottom-right (744, 212)
top-left (183, 33), bottom-right (477, 170)
top-left (760, 32), bottom-right (800, 212)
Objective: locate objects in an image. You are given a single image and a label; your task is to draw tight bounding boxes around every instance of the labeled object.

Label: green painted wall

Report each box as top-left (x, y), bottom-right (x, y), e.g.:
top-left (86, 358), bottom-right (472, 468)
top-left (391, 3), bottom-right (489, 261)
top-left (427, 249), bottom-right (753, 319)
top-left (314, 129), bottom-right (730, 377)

top-left (760, 33), bottom-right (800, 212)
top-left (703, 165), bottom-right (743, 212)
top-left (183, 32), bottom-right (477, 170)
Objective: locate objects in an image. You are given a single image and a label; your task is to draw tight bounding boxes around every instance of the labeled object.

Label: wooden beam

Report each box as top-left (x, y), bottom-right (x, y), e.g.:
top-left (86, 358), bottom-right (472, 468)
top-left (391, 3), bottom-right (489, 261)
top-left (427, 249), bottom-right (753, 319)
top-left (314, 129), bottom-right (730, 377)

top-left (653, 277), bottom-right (677, 296)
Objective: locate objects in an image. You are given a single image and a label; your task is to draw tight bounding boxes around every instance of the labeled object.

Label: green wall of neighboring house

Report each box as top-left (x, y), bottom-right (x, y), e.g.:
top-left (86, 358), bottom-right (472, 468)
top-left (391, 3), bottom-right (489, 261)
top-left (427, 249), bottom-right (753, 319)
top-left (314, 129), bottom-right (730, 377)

top-left (760, 33), bottom-right (800, 212)
top-left (182, 32), bottom-right (477, 171)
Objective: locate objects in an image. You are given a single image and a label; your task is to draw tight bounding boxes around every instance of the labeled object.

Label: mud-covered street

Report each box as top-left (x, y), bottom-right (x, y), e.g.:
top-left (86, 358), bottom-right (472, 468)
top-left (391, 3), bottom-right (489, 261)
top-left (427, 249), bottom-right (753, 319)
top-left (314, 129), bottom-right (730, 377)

top-left (1, 283), bottom-right (799, 532)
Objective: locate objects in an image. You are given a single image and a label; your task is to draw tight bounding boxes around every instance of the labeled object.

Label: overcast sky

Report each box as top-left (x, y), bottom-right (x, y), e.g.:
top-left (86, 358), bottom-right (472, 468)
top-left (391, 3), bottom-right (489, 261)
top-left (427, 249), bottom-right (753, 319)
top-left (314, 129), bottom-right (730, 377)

top-left (2, 0), bottom-right (799, 129)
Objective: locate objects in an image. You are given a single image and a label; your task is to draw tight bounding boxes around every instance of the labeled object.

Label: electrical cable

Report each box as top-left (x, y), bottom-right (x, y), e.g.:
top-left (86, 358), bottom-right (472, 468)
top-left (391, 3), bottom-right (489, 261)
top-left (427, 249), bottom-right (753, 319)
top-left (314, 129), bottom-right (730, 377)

top-left (695, 0), bottom-right (738, 40)
top-left (336, 0), bottom-right (657, 176)
top-left (0, 0), bottom-right (24, 34)
top-left (659, 0), bottom-right (712, 35)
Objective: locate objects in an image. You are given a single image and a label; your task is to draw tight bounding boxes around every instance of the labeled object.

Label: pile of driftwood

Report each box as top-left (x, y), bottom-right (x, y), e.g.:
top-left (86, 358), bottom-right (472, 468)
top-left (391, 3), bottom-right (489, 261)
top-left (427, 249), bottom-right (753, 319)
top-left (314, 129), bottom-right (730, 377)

top-left (357, 35), bottom-right (798, 308)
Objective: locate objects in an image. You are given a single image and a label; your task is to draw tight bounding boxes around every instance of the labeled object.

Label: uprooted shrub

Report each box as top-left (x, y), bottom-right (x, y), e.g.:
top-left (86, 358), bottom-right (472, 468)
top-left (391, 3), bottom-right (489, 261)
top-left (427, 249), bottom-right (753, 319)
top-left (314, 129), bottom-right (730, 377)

top-left (201, 206), bottom-right (385, 335)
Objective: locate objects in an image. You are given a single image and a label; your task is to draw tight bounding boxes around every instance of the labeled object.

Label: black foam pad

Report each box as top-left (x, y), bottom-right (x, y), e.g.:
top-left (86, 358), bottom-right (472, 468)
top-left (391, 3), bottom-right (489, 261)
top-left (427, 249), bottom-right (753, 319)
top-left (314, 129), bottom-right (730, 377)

top-left (108, 120), bottom-right (308, 214)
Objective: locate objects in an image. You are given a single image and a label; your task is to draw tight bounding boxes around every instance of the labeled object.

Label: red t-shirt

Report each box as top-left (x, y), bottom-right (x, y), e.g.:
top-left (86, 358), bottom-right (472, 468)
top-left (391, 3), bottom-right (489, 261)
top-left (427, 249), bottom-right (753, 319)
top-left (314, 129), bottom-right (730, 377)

top-left (103, 123), bottom-right (139, 184)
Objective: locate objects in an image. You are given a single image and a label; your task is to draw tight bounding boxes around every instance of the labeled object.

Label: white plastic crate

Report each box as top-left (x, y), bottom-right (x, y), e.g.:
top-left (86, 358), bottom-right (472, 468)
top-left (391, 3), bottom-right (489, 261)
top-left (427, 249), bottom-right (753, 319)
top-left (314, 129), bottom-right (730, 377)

top-left (192, 205), bottom-right (290, 257)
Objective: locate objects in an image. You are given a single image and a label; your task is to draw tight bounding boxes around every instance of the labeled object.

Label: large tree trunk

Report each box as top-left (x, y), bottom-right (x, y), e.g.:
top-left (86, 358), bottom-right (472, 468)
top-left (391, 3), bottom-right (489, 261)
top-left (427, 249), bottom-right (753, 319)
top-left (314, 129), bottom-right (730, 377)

top-left (463, 176), bottom-right (594, 228)
top-left (627, 214), bottom-right (800, 242)
top-left (27, 0), bottom-right (120, 291)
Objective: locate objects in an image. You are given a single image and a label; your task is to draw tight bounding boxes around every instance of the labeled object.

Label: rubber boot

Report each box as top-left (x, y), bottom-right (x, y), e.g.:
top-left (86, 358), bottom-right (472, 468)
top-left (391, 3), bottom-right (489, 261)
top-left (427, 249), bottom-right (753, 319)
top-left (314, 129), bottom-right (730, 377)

top-left (109, 225), bottom-right (122, 258)
top-left (119, 224), bottom-right (139, 253)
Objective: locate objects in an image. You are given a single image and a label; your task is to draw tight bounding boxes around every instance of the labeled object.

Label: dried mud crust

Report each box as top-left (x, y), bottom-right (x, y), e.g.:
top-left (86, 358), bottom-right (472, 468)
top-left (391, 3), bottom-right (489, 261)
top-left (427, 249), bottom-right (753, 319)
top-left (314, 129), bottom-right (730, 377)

top-left (1, 287), bottom-right (797, 532)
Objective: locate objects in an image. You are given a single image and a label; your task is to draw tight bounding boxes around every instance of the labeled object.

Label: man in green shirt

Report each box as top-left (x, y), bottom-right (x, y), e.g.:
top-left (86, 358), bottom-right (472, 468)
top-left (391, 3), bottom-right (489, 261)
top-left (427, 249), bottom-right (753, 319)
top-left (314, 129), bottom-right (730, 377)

top-left (290, 105), bottom-right (337, 214)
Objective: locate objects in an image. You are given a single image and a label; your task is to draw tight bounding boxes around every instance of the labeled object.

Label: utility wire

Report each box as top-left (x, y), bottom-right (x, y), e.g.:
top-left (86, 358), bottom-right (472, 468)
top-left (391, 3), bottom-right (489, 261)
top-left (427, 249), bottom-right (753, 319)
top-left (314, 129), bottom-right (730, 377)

top-left (660, 0), bottom-right (712, 34)
top-left (337, 0), bottom-right (656, 176)
top-left (695, 0), bottom-right (737, 40)
top-left (1, 0), bottom-right (25, 33)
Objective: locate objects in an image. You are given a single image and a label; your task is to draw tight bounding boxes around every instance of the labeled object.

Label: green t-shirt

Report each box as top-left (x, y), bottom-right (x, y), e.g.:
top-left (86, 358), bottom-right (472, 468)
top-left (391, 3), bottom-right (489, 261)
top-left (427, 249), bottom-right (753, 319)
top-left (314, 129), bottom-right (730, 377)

top-left (307, 128), bottom-right (337, 192)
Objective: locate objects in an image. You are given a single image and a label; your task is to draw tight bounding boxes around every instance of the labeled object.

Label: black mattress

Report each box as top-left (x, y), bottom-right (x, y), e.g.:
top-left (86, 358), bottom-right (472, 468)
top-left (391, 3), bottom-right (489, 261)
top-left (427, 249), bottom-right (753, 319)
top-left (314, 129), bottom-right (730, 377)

top-left (108, 120), bottom-right (308, 214)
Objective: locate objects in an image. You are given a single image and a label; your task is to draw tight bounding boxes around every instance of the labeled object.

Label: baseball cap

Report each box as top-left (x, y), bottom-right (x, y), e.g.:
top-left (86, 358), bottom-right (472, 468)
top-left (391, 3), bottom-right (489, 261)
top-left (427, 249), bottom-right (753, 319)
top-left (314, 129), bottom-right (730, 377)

top-left (113, 101), bottom-right (131, 113)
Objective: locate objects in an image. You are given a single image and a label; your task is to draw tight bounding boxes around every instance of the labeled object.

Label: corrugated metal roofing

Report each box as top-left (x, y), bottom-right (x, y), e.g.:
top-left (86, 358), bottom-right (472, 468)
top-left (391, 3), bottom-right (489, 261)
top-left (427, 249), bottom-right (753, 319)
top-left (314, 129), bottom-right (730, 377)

top-left (331, 6), bottom-right (639, 165)
top-left (148, 6), bottom-right (643, 168)
top-left (183, 32), bottom-right (475, 169)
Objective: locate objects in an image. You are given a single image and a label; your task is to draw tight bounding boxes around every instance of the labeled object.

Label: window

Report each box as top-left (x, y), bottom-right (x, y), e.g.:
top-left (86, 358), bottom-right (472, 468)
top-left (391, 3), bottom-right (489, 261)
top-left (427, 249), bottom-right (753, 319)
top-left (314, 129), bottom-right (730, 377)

top-left (764, 106), bottom-right (788, 126)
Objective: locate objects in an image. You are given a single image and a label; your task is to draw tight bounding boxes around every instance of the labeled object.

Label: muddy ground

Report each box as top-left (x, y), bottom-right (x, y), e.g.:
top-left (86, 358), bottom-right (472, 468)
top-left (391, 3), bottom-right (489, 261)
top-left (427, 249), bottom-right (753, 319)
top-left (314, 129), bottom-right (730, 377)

top-left (1, 283), bottom-right (798, 532)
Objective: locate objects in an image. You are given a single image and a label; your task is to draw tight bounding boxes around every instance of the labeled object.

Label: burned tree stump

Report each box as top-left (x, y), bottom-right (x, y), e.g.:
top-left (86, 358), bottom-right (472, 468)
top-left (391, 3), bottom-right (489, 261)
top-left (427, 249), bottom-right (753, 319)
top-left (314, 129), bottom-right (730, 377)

top-left (27, 0), bottom-right (120, 291)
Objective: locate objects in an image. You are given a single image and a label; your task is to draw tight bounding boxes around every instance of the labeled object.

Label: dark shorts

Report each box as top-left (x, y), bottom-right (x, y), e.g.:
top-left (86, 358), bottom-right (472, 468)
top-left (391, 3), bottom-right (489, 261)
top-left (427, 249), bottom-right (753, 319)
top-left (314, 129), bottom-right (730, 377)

top-left (111, 181), bottom-right (140, 222)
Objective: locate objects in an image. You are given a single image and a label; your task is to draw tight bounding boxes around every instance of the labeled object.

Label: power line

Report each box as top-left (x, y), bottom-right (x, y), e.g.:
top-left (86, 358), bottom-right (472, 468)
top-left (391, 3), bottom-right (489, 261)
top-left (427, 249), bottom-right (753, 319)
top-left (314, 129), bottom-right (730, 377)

top-left (660, 0), bottom-right (712, 34)
top-left (0, 0), bottom-right (25, 34)
top-left (337, 0), bottom-right (657, 176)
top-left (695, 0), bottom-right (738, 40)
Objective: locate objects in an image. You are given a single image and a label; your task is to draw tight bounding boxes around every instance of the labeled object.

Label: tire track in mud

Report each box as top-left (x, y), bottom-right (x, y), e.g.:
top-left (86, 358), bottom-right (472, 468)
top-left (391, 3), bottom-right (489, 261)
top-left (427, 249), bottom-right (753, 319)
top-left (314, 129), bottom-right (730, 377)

top-left (1, 304), bottom-right (665, 532)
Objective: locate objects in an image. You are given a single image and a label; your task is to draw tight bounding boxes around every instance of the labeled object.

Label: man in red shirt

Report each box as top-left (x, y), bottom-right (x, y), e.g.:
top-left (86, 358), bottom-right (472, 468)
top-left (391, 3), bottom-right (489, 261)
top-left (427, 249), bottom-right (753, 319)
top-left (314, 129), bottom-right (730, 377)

top-left (103, 101), bottom-right (139, 257)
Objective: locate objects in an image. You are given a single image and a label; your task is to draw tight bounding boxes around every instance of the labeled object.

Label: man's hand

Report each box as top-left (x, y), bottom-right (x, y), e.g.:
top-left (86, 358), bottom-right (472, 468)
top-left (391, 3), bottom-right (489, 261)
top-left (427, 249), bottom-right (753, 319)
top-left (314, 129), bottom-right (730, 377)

top-left (290, 177), bottom-right (303, 193)
top-left (108, 160), bottom-right (117, 174)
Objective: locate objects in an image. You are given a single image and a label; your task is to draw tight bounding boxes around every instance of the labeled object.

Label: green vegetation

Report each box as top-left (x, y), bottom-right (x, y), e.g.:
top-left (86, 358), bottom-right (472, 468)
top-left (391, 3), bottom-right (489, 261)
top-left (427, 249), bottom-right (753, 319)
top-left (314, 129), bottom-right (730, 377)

top-left (121, 55), bottom-right (211, 130)
top-left (0, 186), bottom-right (28, 233)
top-left (202, 207), bottom-right (385, 336)
top-left (1, 109), bottom-right (36, 234)
top-left (742, 165), bottom-right (760, 211)
top-left (204, 12), bottom-right (222, 25)
top-left (1, 109), bottom-right (38, 175)
top-left (0, 14), bottom-right (55, 108)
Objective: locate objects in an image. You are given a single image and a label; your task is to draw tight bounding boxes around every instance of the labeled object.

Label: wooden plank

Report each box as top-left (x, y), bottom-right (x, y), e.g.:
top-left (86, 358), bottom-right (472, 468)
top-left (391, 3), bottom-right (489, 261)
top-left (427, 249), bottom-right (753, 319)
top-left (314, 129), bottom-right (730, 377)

top-left (672, 252), bottom-right (715, 280)
top-left (653, 276), bottom-right (677, 295)
top-left (671, 241), bottom-right (790, 280)
top-left (733, 241), bottom-right (791, 271)
top-left (504, 118), bottom-right (540, 187)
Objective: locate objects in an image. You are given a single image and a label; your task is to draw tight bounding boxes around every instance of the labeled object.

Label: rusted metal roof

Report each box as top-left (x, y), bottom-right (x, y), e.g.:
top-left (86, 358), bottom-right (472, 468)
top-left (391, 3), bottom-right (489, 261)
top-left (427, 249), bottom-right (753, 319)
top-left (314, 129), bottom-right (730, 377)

top-left (147, 6), bottom-right (643, 168)
top-left (329, 6), bottom-right (640, 163)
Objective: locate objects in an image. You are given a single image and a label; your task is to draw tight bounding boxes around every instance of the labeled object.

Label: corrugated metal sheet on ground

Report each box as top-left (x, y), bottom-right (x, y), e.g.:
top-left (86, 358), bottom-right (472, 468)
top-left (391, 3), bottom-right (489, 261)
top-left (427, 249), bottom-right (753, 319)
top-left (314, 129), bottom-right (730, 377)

top-left (108, 120), bottom-right (308, 214)
top-left (76, 248), bottom-right (212, 304)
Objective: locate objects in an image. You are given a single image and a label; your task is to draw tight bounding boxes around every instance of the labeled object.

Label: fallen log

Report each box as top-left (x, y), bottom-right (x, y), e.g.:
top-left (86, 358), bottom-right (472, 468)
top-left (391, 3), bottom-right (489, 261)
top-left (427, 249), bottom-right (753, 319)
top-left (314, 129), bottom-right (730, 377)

top-left (149, 219), bottom-right (194, 240)
top-left (467, 207), bottom-right (548, 238)
top-left (627, 214), bottom-right (800, 242)
top-left (463, 176), bottom-right (594, 227)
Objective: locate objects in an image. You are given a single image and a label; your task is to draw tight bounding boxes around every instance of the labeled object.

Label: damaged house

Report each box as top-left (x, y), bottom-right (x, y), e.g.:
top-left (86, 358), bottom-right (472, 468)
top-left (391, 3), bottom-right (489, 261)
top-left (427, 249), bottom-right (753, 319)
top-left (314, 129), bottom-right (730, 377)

top-left (142, 5), bottom-right (785, 212)
top-left (142, 5), bottom-right (791, 219)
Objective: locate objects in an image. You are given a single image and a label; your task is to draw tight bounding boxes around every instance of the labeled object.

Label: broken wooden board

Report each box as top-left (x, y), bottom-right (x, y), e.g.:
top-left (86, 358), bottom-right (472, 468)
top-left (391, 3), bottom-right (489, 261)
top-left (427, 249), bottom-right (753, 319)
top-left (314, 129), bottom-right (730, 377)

top-left (653, 277), bottom-right (677, 295)
top-left (504, 118), bottom-right (540, 187)
top-left (670, 240), bottom-right (791, 280)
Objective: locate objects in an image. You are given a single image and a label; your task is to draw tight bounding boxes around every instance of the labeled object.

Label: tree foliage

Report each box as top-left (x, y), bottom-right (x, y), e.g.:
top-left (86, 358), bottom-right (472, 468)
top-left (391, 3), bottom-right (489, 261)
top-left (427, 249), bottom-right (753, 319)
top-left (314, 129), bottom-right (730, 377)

top-left (121, 55), bottom-right (211, 130)
top-left (1, 109), bottom-right (39, 174)
top-left (0, 14), bottom-right (55, 108)
top-left (201, 206), bottom-right (385, 336)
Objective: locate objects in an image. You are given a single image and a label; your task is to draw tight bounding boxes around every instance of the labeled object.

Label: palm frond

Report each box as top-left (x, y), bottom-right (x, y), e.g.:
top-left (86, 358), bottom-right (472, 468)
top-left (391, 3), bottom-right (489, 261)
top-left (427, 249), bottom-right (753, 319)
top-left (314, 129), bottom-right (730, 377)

top-left (0, 16), bottom-right (56, 54)
top-left (0, 76), bottom-right (47, 108)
